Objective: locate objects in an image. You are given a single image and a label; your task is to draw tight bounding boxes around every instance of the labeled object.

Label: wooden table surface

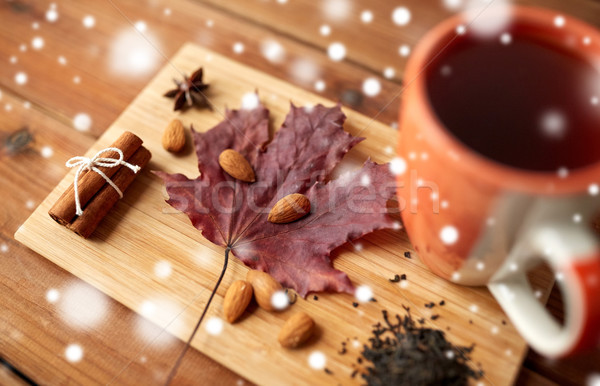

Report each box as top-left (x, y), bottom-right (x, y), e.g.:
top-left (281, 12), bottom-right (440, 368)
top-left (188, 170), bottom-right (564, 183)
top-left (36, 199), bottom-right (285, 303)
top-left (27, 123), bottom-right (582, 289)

top-left (0, 0), bottom-right (599, 385)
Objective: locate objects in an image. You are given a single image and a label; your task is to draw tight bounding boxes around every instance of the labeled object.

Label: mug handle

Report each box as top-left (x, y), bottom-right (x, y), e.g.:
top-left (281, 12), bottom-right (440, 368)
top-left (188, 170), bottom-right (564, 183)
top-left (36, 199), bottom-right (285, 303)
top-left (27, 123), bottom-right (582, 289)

top-left (488, 224), bottom-right (600, 357)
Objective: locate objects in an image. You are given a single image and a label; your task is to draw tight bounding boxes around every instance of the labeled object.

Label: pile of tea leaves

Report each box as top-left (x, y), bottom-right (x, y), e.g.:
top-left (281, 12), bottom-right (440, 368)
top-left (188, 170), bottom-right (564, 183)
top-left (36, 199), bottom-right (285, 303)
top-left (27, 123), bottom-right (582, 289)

top-left (358, 308), bottom-right (483, 386)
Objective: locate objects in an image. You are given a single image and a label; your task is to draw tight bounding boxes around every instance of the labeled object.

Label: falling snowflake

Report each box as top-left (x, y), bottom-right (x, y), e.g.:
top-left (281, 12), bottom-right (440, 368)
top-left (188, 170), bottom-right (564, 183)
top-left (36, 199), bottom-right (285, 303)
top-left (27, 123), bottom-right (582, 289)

top-left (392, 7), bottom-right (411, 26)
top-left (82, 15), bottom-right (96, 29)
top-left (362, 78), bottom-right (381, 97)
top-left (206, 19), bottom-right (214, 28)
top-left (583, 36), bottom-right (591, 46)
top-left (205, 316), bottom-right (224, 336)
top-left (46, 288), bottom-right (60, 303)
top-left (589, 184), bottom-right (599, 196)
top-left (58, 56), bottom-right (67, 65)
top-left (456, 24), bottom-right (467, 35)
top-left (389, 157), bottom-right (407, 175)
top-left (46, 8), bottom-right (59, 22)
top-left (441, 65), bottom-right (452, 77)
top-left (540, 110), bottom-right (567, 139)
top-left (361, 10), bottom-right (373, 23)
top-left (15, 72), bottom-right (28, 85)
top-left (314, 80), bottom-right (325, 92)
top-left (25, 199), bottom-right (35, 209)
top-left (31, 37), bottom-right (44, 50)
top-left (241, 92), bottom-right (260, 110)
top-left (9, 56), bottom-right (17, 64)
top-left (319, 24), bottom-right (331, 36)
top-left (134, 21), bottom-right (147, 33)
top-left (383, 67), bottom-right (395, 79)
top-left (476, 261), bottom-right (485, 271)
top-left (398, 44), bottom-right (411, 57)
top-left (308, 351), bottom-right (326, 370)
top-left (327, 42), bottom-right (346, 61)
top-left (65, 344), bottom-right (83, 362)
top-left (154, 260), bottom-right (172, 278)
top-left (271, 290), bottom-right (289, 310)
top-left (355, 285), bottom-right (373, 303)
top-left (233, 42), bottom-right (244, 54)
top-left (554, 15), bottom-right (565, 28)
top-left (557, 167), bottom-right (569, 179)
top-left (73, 113), bottom-right (92, 131)
top-left (591, 96), bottom-right (599, 106)
top-left (260, 39), bottom-right (285, 63)
top-left (323, 0), bottom-right (353, 21)
top-left (440, 225), bottom-right (459, 245)
top-left (573, 213), bottom-right (582, 223)
top-left (509, 262), bottom-right (518, 272)
top-left (73, 76), bottom-right (81, 84)
top-left (491, 326), bottom-right (499, 334)
top-left (443, 0), bottom-right (463, 11)
top-left (164, 8), bottom-right (171, 16)
top-left (290, 58), bottom-right (320, 84)
top-left (469, 304), bottom-right (479, 313)
top-left (500, 33), bottom-right (512, 45)
top-left (451, 272), bottom-right (461, 281)
top-left (140, 300), bottom-right (156, 317)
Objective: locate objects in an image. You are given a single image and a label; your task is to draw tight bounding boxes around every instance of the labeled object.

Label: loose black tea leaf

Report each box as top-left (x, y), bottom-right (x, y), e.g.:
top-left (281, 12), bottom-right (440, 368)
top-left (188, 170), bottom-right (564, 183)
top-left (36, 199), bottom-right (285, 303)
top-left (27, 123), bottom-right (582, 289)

top-left (431, 314), bottom-right (440, 320)
top-left (352, 302), bottom-right (359, 308)
top-left (403, 251), bottom-right (411, 259)
top-left (440, 300), bottom-right (446, 306)
top-left (313, 295), bottom-right (319, 301)
top-left (389, 274), bottom-right (401, 283)
top-left (400, 274), bottom-right (407, 281)
top-left (425, 302), bottom-right (436, 309)
top-left (357, 309), bottom-right (483, 386)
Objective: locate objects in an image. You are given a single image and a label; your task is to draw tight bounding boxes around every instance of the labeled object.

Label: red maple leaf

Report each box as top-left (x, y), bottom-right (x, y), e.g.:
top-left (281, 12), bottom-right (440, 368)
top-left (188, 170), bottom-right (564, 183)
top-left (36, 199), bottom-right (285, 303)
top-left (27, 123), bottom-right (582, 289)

top-left (155, 102), bottom-right (396, 297)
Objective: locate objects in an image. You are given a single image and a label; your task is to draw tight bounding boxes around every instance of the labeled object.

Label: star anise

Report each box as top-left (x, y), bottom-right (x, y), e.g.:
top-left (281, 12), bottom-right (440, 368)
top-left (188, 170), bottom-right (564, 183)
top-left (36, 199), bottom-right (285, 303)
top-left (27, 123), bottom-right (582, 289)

top-left (163, 67), bottom-right (210, 111)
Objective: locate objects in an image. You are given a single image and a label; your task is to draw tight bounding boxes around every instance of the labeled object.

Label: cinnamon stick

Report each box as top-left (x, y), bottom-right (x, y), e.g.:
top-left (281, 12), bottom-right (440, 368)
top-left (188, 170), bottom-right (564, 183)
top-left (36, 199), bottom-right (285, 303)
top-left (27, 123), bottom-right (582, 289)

top-left (48, 131), bottom-right (143, 225)
top-left (68, 146), bottom-right (152, 238)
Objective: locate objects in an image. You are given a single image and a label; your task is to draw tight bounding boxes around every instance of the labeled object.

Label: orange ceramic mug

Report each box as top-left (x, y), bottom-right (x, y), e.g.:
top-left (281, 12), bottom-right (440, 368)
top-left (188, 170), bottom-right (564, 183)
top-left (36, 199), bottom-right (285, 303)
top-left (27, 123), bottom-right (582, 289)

top-left (398, 6), bottom-right (600, 357)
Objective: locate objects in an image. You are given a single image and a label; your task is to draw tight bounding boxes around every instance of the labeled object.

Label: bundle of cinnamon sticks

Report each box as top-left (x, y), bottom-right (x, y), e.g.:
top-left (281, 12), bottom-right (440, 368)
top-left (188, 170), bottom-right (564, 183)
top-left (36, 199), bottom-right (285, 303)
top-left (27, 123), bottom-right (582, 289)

top-left (48, 131), bottom-right (151, 238)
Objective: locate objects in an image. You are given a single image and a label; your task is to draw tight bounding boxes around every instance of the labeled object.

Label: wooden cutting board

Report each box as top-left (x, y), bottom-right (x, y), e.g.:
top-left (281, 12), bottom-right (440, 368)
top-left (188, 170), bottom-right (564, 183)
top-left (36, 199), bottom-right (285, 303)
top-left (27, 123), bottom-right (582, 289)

top-left (15, 43), bottom-right (553, 385)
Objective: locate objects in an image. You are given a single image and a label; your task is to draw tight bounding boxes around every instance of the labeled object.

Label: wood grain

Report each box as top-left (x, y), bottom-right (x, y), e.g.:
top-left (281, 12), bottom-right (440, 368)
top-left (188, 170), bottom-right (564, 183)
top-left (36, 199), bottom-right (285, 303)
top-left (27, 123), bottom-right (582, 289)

top-left (16, 44), bottom-right (555, 386)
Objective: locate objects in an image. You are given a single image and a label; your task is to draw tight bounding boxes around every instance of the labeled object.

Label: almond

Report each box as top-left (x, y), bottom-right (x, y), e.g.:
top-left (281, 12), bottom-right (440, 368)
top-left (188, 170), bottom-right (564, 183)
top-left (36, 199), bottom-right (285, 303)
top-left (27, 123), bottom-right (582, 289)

top-left (218, 149), bottom-right (255, 182)
top-left (162, 119), bottom-right (186, 153)
top-left (278, 312), bottom-right (315, 349)
top-left (223, 280), bottom-right (253, 323)
top-left (268, 193), bottom-right (311, 224)
top-left (246, 270), bottom-right (282, 311)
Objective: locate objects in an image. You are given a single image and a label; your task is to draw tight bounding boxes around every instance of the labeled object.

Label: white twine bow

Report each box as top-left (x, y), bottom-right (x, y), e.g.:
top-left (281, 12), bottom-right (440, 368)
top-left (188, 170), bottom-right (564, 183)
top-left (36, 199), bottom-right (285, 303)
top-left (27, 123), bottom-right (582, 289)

top-left (66, 147), bottom-right (141, 216)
